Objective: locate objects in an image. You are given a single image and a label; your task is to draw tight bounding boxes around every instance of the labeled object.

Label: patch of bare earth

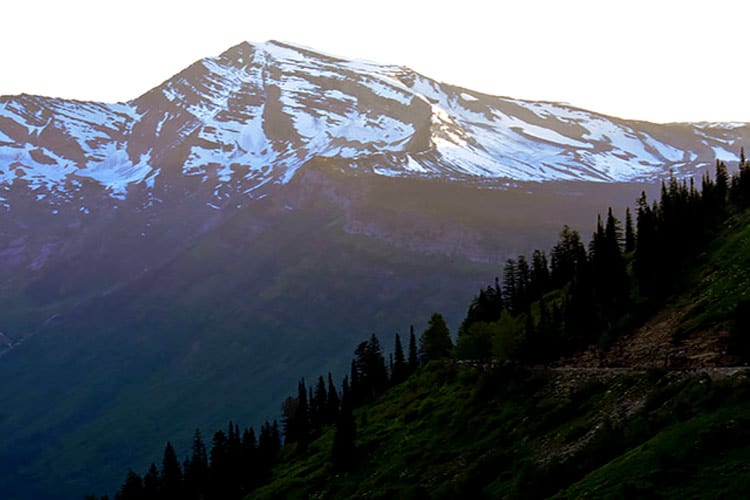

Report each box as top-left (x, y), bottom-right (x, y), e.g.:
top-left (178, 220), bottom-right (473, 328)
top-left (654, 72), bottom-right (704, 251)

top-left (555, 298), bottom-right (731, 369)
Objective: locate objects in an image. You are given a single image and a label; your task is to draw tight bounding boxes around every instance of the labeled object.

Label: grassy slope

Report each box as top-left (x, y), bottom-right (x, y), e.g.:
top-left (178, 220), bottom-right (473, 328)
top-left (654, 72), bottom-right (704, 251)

top-left (678, 208), bottom-right (750, 334)
top-left (250, 208), bottom-right (750, 498)
top-left (251, 364), bottom-right (750, 499)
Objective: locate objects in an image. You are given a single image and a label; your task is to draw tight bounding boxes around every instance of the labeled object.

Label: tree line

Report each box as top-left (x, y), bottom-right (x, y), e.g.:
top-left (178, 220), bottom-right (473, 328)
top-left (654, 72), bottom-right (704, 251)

top-left (455, 151), bottom-right (750, 364)
top-left (94, 320), bottom-right (456, 499)
top-left (94, 149), bottom-right (750, 499)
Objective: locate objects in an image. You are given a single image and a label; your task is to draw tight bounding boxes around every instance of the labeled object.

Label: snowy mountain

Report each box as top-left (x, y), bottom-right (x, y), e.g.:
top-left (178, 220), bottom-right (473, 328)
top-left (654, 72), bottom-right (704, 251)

top-left (4, 41), bottom-right (750, 500)
top-left (1, 40), bottom-right (747, 207)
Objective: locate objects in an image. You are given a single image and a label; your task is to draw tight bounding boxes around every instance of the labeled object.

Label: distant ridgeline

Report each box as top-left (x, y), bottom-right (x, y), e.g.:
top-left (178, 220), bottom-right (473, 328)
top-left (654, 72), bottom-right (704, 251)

top-left (95, 150), bottom-right (750, 500)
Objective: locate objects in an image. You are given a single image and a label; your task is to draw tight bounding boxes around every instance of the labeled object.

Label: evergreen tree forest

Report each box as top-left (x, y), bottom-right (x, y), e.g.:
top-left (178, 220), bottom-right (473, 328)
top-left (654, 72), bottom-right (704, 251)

top-left (97, 152), bottom-right (750, 499)
top-left (456, 155), bottom-right (750, 364)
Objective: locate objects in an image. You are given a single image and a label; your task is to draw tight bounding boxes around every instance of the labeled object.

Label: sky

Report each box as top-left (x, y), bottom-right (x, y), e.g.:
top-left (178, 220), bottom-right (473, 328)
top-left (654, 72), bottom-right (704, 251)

top-left (1, 0), bottom-right (747, 124)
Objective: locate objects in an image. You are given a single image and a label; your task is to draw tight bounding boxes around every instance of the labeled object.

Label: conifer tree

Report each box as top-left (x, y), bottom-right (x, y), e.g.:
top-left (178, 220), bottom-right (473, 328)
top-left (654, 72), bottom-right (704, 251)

top-left (331, 391), bottom-right (357, 472)
top-left (209, 430), bottom-right (230, 498)
top-left (624, 207), bottom-right (635, 253)
top-left (392, 333), bottom-right (407, 384)
top-left (296, 379), bottom-right (310, 450)
top-left (407, 326), bottom-right (419, 373)
top-left (312, 375), bottom-right (328, 430)
top-left (326, 372), bottom-right (340, 425)
top-left (502, 259), bottom-right (517, 313)
top-left (420, 313), bottom-right (453, 362)
top-left (256, 421), bottom-right (277, 483)
top-left (240, 427), bottom-right (258, 491)
top-left (184, 428), bottom-right (208, 498)
top-left (143, 463), bottom-right (160, 500)
top-left (550, 225), bottom-right (586, 288)
top-left (353, 334), bottom-right (388, 401)
top-left (160, 441), bottom-right (183, 500)
top-left (118, 470), bottom-right (144, 500)
top-left (515, 255), bottom-right (531, 313)
top-left (530, 249), bottom-right (550, 300)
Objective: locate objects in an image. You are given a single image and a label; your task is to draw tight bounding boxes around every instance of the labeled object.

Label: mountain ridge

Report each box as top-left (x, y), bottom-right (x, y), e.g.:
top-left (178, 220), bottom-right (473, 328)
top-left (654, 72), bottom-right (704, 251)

top-left (1, 40), bottom-right (748, 209)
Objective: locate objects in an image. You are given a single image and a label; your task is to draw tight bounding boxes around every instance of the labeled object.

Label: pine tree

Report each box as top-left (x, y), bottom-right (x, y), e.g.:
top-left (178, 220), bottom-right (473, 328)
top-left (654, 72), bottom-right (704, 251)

top-left (515, 255), bottom-right (531, 313)
top-left (256, 422), bottom-right (276, 484)
top-left (118, 470), bottom-right (144, 500)
top-left (184, 428), bottom-right (208, 499)
top-left (160, 441), bottom-right (183, 500)
top-left (502, 259), bottom-right (517, 313)
top-left (353, 334), bottom-right (388, 401)
top-left (240, 427), bottom-right (258, 492)
top-left (326, 372), bottom-right (340, 425)
top-left (392, 333), bottom-right (407, 384)
top-left (407, 326), bottom-right (419, 373)
top-left (550, 225), bottom-right (586, 288)
top-left (312, 375), bottom-right (328, 431)
top-left (143, 463), bottom-right (160, 500)
top-left (624, 207), bottom-right (635, 253)
top-left (635, 192), bottom-right (659, 297)
top-left (331, 392), bottom-right (357, 472)
top-left (420, 313), bottom-right (453, 362)
top-left (209, 429), bottom-right (230, 498)
top-left (226, 421), bottom-right (243, 496)
top-left (349, 359), bottom-right (360, 404)
top-left (530, 249), bottom-right (550, 300)
top-left (715, 160), bottom-right (729, 213)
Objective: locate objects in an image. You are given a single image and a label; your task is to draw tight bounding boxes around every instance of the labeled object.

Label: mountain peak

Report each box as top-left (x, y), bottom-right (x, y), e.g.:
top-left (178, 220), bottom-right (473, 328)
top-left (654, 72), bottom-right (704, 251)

top-left (0, 41), bottom-right (747, 208)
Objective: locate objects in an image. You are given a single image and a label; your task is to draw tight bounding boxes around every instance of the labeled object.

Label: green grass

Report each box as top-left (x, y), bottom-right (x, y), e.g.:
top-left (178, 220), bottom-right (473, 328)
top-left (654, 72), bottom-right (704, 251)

top-left (679, 209), bottom-right (750, 333)
top-left (249, 363), bottom-right (750, 499)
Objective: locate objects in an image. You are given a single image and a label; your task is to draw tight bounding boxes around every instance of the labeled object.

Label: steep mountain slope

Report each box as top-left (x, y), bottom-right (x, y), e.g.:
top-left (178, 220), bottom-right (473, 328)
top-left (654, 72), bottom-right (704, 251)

top-left (0, 41), bottom-right (748, 500)
top-left (1, 40), bottom-right (747, 208)
top-left (252, 363), bottom-right (750, 500)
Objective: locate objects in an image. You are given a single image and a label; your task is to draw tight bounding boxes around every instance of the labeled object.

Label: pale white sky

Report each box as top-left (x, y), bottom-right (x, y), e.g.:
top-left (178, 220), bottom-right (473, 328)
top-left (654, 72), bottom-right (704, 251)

top-left (1, 0), bottom-right (747, 123)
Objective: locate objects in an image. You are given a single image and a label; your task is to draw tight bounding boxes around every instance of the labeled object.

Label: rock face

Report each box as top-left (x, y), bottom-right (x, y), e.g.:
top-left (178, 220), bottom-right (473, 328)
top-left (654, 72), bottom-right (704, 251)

top-left (0, 41), bottom-right (748, 500)
top-left (1, 40), bottom-right (747, 209)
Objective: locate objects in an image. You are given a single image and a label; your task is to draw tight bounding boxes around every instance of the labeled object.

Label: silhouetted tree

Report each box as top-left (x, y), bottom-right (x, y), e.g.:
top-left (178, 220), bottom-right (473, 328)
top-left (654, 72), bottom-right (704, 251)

top-left (160, 441), bottom-right (183, 500)
top-left (420, 313), bottom-right (453, 362)
top-left (143, 463), bottom-right (159, 500)
top-left (624, 207), bottom-right (635, 253)
top-left (312, 375), bottom-right (327, 430)
top-left (183, 428), bottom-right (208, 499)
top-left (408, 326), bottom-right (419, 373)
top-left (117, 470), bottom-right (144, 500)
top-left (353, 334), bottom-right (388, 401)
top-left (392, 333), bottom-right (407, 384)
top-left (331, 392), bottom-right (357, 472)
top-left (326, 372), bottom-right (340, 425)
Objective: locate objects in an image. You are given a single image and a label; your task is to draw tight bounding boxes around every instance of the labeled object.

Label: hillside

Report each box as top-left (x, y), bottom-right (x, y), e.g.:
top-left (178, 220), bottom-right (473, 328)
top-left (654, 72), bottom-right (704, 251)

top-left (251, 194), bottom-right (750, 499)
top-left (252, 364), bottom-right (750, 499)
top-left (7, 40), bottom-right (744, 500)
top-left (102, 163), bottom-right (750, 499)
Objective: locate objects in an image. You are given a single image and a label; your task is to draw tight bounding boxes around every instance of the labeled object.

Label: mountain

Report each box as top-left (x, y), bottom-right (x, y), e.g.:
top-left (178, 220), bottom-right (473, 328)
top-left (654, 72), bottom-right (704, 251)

top-left (107, 166), bottom-right (750, 499)
top-left (0, 41), bottom-right (747, 499)
top-left (1, 40), bottom-right (747, 207)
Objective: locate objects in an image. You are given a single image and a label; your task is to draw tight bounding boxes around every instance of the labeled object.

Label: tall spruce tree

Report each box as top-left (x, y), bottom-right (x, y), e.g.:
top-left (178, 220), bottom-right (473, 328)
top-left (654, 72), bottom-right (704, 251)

top-left (143, 463), bottom-right (160, 500)
top-left (420, 313), bottom-right (453, 362)
top-left (184, 428), bottom-right (208, 499)
top-left (160, 441), bottom-right (183, 500)
top-left (118, 470), bottom-right (144, 500)
top-left (392, 333), bottom-right (407, 384)
top-left (312, 375), bottom-right (328, 430)
top-left (624, 207), bottom-right (635, 253)
top-left (407, 326), bottom-right (419, 373)
top-left (240, 427), bottom-right (258, 491)
top-left (326, 372), bottom-right (340, 425)
top-left (331, 391), bottom-right (357, 472)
